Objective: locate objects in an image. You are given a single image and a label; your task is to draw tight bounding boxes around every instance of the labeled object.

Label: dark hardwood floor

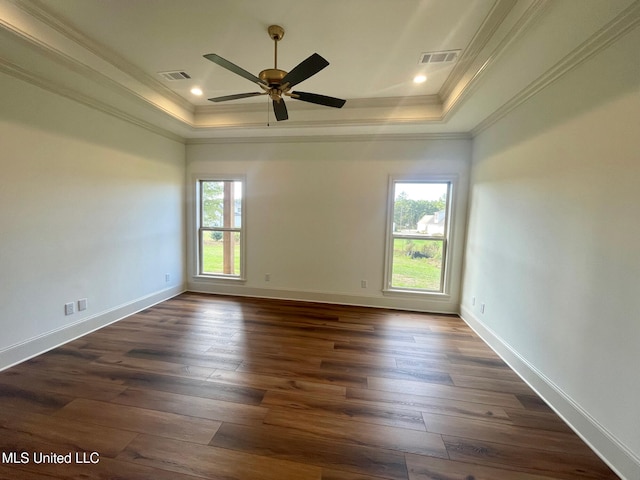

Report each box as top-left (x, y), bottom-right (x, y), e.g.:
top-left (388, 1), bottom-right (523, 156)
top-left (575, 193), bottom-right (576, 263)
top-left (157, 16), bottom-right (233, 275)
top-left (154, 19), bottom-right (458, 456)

top-left (0, 292), bottom-right (619, 479)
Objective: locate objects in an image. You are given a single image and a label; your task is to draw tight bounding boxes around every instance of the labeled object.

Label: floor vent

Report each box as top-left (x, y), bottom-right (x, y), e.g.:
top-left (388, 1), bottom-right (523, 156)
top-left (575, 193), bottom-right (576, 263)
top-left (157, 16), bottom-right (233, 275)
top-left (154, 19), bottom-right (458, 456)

top-left (158, 70), bottom-right (192, 81)
top-left (419, 50), bottom-right (460, 64)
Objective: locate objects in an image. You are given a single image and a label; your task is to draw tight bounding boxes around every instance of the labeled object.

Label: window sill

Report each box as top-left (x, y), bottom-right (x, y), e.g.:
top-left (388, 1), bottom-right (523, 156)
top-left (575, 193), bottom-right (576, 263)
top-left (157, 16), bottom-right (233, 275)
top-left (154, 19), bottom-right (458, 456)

top-left (193, 274), bottom-right (246, 283)
top-left (382, 288), bottom-right (451, 301)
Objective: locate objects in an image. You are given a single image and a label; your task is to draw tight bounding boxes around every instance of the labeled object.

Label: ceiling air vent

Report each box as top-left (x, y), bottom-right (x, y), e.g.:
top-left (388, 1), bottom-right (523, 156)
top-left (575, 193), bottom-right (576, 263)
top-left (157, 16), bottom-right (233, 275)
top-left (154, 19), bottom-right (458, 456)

top-left (158, 70), bottom-right (191, 81)
top-left (419, 50), bottom-right (460, 64)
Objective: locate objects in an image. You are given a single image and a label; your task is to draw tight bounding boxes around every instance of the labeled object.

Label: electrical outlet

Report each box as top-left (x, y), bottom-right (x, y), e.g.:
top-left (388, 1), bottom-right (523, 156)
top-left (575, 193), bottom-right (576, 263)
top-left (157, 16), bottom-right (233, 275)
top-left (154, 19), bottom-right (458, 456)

top-left (78, 298), bottom-right (88, 311)
top-left (64, 302), bottom-right (75, 316)
top-left (472, 297), bottom-right (476, 306)
top-left (481, 303), bottom-right (486, 314)
top-left (165, 273), bottom-right (171, 283)
top-left (361, 280), bottom-right (368, 288)
top-left (265, 273), bottom-right (271, 282)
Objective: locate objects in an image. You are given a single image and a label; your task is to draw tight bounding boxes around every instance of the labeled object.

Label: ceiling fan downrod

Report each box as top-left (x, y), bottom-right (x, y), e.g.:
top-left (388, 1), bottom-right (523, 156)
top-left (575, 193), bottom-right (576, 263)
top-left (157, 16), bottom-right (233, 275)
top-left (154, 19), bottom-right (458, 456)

top-left (268, 25), bottom-right (285, 69)
top-left (261, 25), bottom-right (288, 101)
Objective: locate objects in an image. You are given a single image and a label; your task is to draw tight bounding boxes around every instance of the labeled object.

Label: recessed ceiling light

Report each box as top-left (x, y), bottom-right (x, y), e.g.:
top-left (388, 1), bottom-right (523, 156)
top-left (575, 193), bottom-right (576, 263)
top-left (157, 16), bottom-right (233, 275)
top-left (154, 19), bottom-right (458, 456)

top-left (190, 87), bottom-right (203, 96)
top-left (413, 75), bottom-right (427, 84)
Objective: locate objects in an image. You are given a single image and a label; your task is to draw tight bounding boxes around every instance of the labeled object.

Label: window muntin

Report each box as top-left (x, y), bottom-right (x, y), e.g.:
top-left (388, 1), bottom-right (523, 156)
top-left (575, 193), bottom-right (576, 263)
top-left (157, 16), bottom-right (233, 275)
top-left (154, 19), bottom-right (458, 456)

top-left (386, 180), bottom-right (452, 293)
top-left (198, 179), bottom-right (244, 278)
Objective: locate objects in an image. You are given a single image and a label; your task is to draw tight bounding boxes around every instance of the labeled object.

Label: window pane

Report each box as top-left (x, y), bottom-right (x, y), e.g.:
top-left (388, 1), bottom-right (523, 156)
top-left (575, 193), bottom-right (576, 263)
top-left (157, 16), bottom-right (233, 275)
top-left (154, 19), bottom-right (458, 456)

top-left (391, 238), bottom-right (444, 291)
top-left (388, 181), bottom-right (449, 292)
top-left (201, 230), bottom-right (241, 275)
top-left (231, 181), bottom-right (242, 228)
top-left (201, 181), bottom-right (224, 227)
top-left (201, 181), bottom-right (242, 228)
top-left (393, 183), bottom-right (448, 236)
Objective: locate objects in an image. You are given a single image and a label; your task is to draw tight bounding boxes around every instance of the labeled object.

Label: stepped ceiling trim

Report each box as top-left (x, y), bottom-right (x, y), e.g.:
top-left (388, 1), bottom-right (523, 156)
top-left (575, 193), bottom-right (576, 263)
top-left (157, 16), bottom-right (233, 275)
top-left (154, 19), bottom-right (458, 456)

top-left (1, 0), bottom-right (636, 141)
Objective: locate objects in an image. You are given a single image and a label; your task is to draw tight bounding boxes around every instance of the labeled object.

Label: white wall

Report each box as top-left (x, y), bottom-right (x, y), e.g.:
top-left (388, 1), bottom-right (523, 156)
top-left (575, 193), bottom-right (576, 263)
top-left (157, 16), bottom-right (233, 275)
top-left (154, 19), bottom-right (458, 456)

top-left (187, 137), bottom-right (470, 313)
top-left (461, 27), bottom-right (640, 479)
top-left (0, 72), bottom-right (186, 369)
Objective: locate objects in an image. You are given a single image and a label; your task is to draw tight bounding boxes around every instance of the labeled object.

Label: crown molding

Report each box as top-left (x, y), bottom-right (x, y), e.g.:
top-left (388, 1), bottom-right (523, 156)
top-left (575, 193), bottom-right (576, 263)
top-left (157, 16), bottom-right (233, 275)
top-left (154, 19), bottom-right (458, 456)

top-left (2, 0), bottom-right (194, 126)
top-left (0, 58), bottom-right (185, 143)
top-left (194, 94), bottom-right (441, 115)
top-left (439, 0), bottom-right (518, 101)
top-left (342, 95), bottom-right (442, 108)
top-left (441, 0), bottom-right (550, 121)
top-left (194, 114), bottom-right (445, 130)
top-left (471, 0), bottom-right (640, 137)
top-left (186, 132), bottom-right (471, 145)
top-left (13, 0), bottom-right (194, 113)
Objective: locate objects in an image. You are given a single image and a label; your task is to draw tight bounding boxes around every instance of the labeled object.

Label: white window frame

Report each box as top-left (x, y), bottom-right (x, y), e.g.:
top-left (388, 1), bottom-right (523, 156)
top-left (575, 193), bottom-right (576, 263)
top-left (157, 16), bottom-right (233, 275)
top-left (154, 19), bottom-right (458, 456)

top-left (383, 175), bottom-right (456, 297)
top-left (195, 176), bottom-right (246, 281)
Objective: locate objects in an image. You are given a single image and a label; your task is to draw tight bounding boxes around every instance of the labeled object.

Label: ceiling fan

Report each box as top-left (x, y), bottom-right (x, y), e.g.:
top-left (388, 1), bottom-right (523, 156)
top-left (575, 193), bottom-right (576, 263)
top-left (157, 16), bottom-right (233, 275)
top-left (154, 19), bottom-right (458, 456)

top-left (203, 25), bottom-right (346, 121)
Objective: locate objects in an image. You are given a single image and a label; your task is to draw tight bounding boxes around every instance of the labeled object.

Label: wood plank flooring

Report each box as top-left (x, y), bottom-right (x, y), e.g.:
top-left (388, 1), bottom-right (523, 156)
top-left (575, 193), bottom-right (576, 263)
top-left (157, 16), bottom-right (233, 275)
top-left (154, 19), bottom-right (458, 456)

top-left (0, 292), bottom-right (619, 479)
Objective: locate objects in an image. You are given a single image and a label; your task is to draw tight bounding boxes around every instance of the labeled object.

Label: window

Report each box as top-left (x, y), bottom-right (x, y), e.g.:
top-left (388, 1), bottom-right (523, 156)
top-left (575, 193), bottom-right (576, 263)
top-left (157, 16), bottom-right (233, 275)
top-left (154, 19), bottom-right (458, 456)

top-left (384, 178), bottom-right (453, 294)
top-left (197, 178), bottom-right (244, 279)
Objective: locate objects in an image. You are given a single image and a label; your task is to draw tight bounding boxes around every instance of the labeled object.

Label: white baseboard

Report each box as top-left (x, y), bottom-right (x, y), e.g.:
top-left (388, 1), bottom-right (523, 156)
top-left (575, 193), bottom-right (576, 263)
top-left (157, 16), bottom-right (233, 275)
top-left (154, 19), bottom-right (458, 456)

top-left (460, 305), bottom-right (640, 480)
top-left (187, 281), bottom-right (459, 314)
top-left (0, 285), bottom-right (186, 371)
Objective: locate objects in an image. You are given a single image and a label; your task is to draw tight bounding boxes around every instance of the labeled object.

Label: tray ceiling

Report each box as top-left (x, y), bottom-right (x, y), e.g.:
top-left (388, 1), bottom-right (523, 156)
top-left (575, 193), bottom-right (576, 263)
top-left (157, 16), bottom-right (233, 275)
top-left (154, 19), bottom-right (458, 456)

top-left (1, 0), bottom-right (637, 140)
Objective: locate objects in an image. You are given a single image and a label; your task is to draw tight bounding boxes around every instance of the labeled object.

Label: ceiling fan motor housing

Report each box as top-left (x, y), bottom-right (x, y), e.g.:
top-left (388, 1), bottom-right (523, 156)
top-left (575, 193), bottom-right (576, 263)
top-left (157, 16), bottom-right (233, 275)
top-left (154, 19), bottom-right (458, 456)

top-left (259, 68), bottom-right (287, 87)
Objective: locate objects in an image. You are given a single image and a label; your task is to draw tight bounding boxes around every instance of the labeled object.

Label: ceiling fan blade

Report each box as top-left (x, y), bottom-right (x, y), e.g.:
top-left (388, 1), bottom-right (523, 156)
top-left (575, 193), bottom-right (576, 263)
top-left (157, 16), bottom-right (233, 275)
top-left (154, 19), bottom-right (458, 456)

top-left (208, 92), bottom-right (266, 102)
top-left (290, 91), bottom-right (346, 108)
top-left (272, 98), bottom-right (288, 121)
top-left (204, 53), bottom-right (267, 86)
top-left (281, 53), bottom-right (329, 89)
